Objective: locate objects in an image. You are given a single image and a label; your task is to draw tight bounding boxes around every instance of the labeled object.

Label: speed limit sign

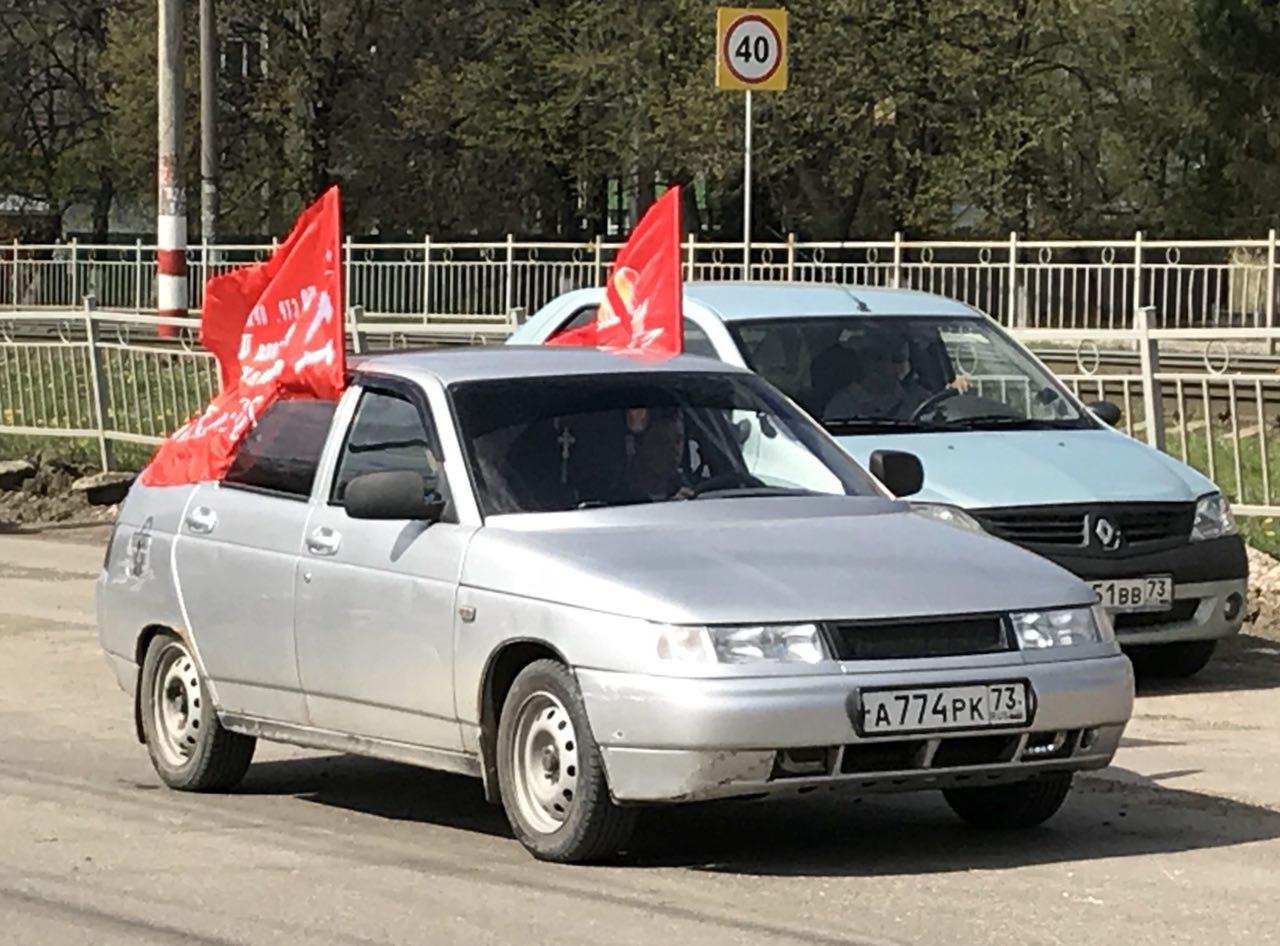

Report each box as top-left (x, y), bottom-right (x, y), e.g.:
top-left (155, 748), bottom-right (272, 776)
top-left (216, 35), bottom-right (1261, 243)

top-left (716, 7), bottom-right (788, 91)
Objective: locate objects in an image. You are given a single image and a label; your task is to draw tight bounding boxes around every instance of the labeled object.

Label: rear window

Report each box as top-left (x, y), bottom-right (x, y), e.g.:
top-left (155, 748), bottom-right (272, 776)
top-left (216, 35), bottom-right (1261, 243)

top-left (223, 399), bottom-right (337, 498)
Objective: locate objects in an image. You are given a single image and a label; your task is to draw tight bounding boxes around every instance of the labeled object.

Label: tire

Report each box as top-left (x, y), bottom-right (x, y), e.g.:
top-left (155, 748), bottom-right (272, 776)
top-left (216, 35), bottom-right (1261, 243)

top-left (943, 772), bottom-right (1074, 829)
top-left (495, 659), bottom-right (636, 863)
top-left (1128, 640), bottom-right (1217, 679)
top-left (138, 632), bottom-right (255, 791)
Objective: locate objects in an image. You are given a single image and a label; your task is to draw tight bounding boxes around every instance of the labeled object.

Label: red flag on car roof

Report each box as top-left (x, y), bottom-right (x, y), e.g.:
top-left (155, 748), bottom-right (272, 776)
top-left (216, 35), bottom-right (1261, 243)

top-left (141, 187), bottom-right (345, 486)
top-left (548, 185), bottom-right (683, 356)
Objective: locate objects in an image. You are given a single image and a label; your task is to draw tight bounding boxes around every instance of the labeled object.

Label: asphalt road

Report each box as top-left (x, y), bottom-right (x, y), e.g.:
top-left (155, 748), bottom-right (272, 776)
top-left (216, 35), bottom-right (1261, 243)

top-left (3, 528), bottom-right (1280, 946)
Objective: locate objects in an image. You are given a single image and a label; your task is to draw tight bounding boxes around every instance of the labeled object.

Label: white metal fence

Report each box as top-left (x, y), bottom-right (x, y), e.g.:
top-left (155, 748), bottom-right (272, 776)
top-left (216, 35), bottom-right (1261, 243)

top-left (4, 232), bottom-right (1279, 330)
top-left (2, 232), bottom-right (1279, 517)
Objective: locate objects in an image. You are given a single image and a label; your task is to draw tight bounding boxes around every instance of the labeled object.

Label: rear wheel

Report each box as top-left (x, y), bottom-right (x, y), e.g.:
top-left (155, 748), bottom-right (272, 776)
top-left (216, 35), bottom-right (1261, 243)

top-left (943, 772), bottom-right (1073, 829)
top-left (1128, 640), bottom-right (1217, 679)
top-left (139, 633), bottom-right (255, 791)
top-left (496, 660), bottom-right (636, 863)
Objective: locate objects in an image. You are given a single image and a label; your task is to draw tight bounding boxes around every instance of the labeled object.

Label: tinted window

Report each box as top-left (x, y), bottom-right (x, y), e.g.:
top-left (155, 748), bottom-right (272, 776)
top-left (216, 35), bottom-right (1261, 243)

top-left (332, 388), bottom-right (442, 503)
top-left (683, 321), bottom-right (719, 359)
top-left (223, 399), bottom-right (337, 498)
top-left (450, 371), bottom-right (879, 516)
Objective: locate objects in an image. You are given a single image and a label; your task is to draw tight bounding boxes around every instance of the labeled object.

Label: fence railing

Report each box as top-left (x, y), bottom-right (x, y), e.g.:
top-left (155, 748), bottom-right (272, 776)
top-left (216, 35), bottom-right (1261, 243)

top-left (4, 232), bottom-right (1279, 331)
top-left (3, 306), bottom-right (1279, 516)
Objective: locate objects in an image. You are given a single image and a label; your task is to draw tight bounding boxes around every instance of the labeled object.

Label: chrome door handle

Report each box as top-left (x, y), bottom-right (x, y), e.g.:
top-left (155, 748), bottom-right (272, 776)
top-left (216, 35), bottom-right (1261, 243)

top-left (306, 526), bottom-right (341, 557)
top-left (185, 506), bottom-right (217, 535)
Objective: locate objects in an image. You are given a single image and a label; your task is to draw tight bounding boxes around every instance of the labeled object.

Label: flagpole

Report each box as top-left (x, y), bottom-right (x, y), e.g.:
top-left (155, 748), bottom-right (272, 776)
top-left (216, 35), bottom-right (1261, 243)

top-left (742, 89), bottom-right (752, 279)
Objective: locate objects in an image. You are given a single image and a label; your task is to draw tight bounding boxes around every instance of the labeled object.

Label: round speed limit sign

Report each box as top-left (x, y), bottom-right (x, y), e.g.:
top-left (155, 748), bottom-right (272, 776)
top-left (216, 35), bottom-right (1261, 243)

top-left (716, 7), bottom-right (788, 91)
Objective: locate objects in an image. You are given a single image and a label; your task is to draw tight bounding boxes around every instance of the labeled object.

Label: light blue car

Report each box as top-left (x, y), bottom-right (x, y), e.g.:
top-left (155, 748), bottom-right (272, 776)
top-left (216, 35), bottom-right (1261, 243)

top-left (511, 283), bottom-right (1248, 678)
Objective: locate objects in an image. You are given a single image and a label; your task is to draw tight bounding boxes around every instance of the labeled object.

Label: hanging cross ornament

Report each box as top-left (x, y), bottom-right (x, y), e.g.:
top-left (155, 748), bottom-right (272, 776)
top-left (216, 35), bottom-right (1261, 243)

top-left (556, 425), bottom-right (576, 484)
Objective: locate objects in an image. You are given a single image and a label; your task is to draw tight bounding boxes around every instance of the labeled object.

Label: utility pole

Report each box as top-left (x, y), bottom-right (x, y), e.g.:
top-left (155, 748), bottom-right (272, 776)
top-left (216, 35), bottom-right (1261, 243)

top-left (199, 0), bottom-right (218, 245)
top-left (156, 0), bottom-right (187, 331)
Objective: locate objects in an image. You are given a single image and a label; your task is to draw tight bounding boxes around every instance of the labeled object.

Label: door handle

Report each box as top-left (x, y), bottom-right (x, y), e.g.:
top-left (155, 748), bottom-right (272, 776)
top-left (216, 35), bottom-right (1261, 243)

top-left (306, 526), bottom-right (341, 557)
top-left (185, 506), bottom-right (217, 535)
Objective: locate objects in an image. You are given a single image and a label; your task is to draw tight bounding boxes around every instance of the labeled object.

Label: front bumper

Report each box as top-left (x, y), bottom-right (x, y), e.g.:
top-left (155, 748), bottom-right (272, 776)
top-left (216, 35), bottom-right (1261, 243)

top-left (1111, 577), bottom-right (1247, 645)
top-left (578, 655), bottom-right (1134, 803)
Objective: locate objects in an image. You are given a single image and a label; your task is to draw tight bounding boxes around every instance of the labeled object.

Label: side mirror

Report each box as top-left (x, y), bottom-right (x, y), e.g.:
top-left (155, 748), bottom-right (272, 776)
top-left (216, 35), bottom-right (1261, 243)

top-left (344, 471), bottom-right (445, 521)
top-left (1086, 400), bottom-right (1122, 426)
top-left (869, 449), bottom-right (924, 498)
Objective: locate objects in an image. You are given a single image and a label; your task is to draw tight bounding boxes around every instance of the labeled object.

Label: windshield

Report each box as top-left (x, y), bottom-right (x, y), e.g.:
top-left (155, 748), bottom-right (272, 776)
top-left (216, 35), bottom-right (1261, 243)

top-left (729, 316), bottom-right (1093, 433)
top-left (450, 371), bottom-right (880, 515)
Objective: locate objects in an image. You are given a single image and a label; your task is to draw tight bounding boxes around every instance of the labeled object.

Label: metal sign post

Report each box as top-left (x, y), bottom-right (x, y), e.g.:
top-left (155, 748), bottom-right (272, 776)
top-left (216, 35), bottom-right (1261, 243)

top-left (716, 7), bottom-right (788, 278)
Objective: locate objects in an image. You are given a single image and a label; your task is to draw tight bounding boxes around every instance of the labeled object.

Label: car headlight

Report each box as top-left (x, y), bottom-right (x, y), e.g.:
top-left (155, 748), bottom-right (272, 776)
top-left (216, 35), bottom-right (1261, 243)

top-left (1011, 606), bottom-right (1112, 649)
top-left (656, 623), bottom-right (829, 664)
top-left (910, 502), bottom-right (987, 535)
top-left (1191, 492), bottom-right (1238, 542)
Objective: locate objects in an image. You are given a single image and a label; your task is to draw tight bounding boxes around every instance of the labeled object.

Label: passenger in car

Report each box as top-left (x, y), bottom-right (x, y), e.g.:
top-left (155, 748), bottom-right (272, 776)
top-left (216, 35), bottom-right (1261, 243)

top-left (606, 405), bottom-right (694, 502)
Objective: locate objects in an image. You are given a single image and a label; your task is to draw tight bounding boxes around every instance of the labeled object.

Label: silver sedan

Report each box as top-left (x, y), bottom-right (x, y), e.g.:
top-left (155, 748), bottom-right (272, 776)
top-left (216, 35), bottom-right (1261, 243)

top-left (97, 347), bottom-right (1134, 862)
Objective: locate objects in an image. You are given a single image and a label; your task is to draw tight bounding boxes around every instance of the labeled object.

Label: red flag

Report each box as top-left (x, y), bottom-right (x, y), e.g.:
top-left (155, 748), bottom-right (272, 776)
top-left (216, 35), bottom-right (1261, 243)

top-left (141, 187), bottom-right (345, 486)
top-left (549, 185), bottom-right (683, 355)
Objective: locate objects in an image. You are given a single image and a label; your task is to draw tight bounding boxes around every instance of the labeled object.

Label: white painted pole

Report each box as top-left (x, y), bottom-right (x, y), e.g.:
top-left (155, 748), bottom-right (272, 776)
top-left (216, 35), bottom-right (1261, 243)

top-left (157, 0), bottom-right (187, 335)
top-left (742, 89), bottom-right (752, 279)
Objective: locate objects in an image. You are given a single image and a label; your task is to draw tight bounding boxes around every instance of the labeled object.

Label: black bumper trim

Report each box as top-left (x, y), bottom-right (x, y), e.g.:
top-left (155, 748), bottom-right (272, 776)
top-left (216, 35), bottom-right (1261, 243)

top-left (1019, 535), bottom-right (1247, 584)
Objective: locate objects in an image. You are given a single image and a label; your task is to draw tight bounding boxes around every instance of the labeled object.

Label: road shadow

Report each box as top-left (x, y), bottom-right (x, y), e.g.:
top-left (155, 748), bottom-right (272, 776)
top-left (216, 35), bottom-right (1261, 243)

top-left (238, 753), bottom-right (512, 839)
top-left (233, 754), bottom-right (1280, 877)
top-left (1134, 631), bottom-right (1280, 696)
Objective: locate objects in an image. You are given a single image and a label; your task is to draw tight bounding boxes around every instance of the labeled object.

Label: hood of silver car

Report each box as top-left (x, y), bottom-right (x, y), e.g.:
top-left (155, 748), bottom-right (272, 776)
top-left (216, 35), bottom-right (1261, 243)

top-left (461, 495), bottom-right (1093, 624)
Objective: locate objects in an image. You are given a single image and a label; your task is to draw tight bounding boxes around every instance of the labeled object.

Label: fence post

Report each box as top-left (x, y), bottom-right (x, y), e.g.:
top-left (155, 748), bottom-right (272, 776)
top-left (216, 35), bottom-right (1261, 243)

top-left (504, 233), bottom-right (515, 317)
top-left (82, 298), bottom-right (113, 472)
top-left (1006, 231), bottom-right (1019, 326)
top-left (786, 233), bottom-right (796, 281)
top-left (594, 239), bottom-right (604, 286)
top-left (686, 232), bottom-right (697, 282)
top-left (134, 240), bottom-right (144, 312)
top-left (8, 238), bottom-right (16, 309)
top-left (69, 239), bottom-right (79, 306)
top-left (892, 231), bottom-right (903, 288)
top-left (1136, 302), bottom-right (1165, 451)
top-left (1267, 229), bottom-right (1276, 352)
top-left (348, 303), bottom-right (365, 355)
top-left (422, 235), bottom-right (432, 322)
top-left (343, 236), bottom-right (352, 325)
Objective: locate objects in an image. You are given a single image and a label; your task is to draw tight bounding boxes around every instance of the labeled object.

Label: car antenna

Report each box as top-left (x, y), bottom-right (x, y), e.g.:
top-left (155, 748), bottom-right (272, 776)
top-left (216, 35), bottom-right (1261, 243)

top-left (843, 289), bottom-right (871, 313)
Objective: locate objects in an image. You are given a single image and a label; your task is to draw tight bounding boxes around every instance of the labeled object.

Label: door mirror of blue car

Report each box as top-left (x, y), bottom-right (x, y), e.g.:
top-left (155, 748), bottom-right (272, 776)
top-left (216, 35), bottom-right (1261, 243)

top-left (869, 450), bottom-right (924, 498)
top-left (1087, 400), bottom-right (1122, 426)
top-left (344, 471), bottom-right (446, 521)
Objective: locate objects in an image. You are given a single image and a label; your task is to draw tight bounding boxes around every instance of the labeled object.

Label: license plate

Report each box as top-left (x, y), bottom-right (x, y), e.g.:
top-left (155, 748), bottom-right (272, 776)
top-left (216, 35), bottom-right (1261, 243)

top-left (1091, 575), bottom-right (1173, 613)
top-left (858, 682), bottom-right (1029, 736)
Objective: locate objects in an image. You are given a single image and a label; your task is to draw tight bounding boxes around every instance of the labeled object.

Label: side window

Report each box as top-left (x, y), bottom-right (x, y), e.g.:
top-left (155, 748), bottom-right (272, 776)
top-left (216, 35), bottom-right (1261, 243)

top-left (331, 389), bottom-right (443, 503)
top-left (683, 320), bottom-right (720, 359)
top-left (223, 399), bottom-right (337, 498)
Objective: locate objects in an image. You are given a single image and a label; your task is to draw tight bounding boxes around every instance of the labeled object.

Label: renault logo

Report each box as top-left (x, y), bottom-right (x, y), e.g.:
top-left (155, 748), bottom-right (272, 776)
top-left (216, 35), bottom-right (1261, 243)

top-left (1093, 516), bottom-right (1123, 551)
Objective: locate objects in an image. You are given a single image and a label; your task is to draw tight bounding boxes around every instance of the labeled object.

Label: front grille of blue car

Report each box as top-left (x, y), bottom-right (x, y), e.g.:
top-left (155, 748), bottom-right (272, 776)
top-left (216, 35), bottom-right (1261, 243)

top-left (974, 502), bottom-right (1194, 550)
top-left (825, 615), bottom-right (1012, 661)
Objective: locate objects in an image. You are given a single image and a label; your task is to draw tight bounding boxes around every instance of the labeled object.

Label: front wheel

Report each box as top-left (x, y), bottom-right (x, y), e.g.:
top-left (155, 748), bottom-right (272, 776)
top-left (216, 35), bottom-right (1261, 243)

top-left (943, 772), bottom-right (1073, 829)
top-left (138, 633), bottom-right (255, 791)
top-left (496, 660), bottom-right (636, 863)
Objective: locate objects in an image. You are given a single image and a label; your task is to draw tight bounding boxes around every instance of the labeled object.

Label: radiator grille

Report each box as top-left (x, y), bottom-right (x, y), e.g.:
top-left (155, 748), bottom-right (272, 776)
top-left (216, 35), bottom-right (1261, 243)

top-left (975, 503), bottom-right (1194, 550)
top-left (826, 616), bottom-right (1011, 661)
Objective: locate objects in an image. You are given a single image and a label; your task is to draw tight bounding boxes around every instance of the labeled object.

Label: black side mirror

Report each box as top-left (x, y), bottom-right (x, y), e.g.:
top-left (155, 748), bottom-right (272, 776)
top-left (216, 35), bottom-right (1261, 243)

top-left (869, 449), bottom-right (924, 498)
top-left (1086, 400), bottom-right (1122, 426)
top-left (344, 471), bottom-right (445, 521)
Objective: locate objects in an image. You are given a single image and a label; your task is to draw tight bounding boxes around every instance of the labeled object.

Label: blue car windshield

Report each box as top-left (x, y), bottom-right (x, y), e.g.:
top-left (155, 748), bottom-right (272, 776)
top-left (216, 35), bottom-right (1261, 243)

top-left (449, 371), bottom-right (880, 515)
top-left (729, 316), bottom-right (1095, 434)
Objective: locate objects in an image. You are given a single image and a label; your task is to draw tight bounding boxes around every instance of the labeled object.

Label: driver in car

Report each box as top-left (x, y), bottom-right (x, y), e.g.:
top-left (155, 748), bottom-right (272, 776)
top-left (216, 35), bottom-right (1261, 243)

top-left (823, 329), bottom-right (969, 421)
top-left (608, 405), bottom-right (695, 502)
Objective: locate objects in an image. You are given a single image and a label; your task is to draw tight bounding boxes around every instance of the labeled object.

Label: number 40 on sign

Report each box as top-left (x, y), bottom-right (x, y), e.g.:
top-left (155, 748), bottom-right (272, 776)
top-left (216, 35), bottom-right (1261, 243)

top-left (716, 7), bottom-right (788, 92)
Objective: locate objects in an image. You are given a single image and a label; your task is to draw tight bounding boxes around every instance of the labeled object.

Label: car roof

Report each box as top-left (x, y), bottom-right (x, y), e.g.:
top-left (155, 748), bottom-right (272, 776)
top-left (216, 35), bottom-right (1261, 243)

top-left (354, 345), bottom-right (748, 386)
top-left (545, 282), bottom-right (980, 322)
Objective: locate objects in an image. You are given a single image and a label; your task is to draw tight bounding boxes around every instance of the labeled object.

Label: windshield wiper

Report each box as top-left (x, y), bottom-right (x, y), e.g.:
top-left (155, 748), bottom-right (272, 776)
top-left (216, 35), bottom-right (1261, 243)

top-left (693, 486), bottom-right (819, 500)
top-left (944, 414), bottom-right (1075, 430)
top-left (822, 416), bottom-right (948, 433)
